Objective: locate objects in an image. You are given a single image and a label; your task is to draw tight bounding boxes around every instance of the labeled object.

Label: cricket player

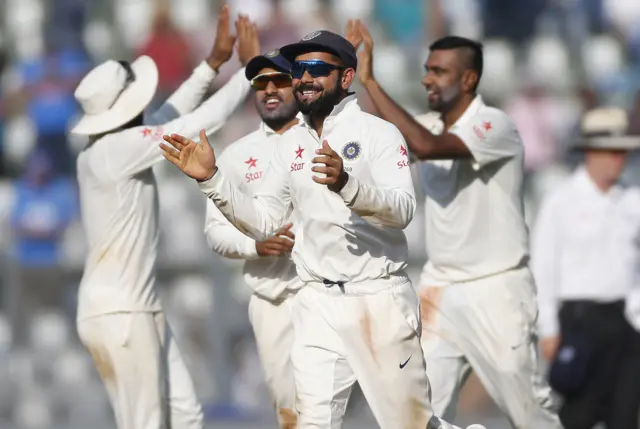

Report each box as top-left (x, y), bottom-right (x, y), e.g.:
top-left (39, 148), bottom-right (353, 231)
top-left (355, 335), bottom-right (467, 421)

top-left (161, 29), bottom-right (485, 429)
top-left (348, 20), bottom-right (562, 429)
top-left (203, 50), bottom-right (302, 427)
top-left (70, 9), bottom-right (259, 429)
top-left (532, 107), bottom-right (640, 429)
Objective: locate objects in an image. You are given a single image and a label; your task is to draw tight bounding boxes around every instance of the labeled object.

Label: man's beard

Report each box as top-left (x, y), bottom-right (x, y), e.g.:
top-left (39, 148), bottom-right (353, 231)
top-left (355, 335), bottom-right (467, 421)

top-left (428, 83), bottom-right (462, 113)
top-left (294, 80), bottom-right (343, 116)
top-left (255, 97), bottom-right (299, 130)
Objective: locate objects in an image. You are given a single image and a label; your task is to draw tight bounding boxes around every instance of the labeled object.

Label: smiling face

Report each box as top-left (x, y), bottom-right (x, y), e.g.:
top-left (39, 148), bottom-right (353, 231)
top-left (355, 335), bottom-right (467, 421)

top-left (422, 48), bottom-right (478, 113)
top-left (291, 51), bottom-right (354, 115)
top-left (252, 67), bottom-right (298, 125)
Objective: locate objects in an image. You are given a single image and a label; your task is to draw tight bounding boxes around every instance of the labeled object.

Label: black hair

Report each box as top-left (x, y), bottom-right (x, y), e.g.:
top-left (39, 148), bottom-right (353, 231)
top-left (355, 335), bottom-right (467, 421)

top-left (429, 36), bottom-right (483, 91)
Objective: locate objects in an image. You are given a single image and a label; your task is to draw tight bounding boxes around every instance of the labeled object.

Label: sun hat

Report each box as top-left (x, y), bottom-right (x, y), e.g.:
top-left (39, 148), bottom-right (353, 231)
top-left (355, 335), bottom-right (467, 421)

top-left (575, 107), bottom-right (640, 151)
top-left (70, 55), bottom-right (158, 135)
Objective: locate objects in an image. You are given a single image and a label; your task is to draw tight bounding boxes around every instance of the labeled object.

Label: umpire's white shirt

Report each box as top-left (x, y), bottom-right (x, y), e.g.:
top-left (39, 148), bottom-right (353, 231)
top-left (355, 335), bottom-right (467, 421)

top-left (76, 64), bottom-right (250, 320)
top-left (204, 121), bottom-right (302, 300)
top-left (531, 166), bottom-right (640, 337)
top-left (199, 95), bottom-right (415, 287)
top-left (418, 95), bottom-right (529, 285)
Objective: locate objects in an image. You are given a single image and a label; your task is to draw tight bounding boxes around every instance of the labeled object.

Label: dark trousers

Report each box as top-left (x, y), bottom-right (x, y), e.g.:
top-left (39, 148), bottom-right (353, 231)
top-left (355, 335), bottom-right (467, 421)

top-left (558, 300), bottom-right (640, 429)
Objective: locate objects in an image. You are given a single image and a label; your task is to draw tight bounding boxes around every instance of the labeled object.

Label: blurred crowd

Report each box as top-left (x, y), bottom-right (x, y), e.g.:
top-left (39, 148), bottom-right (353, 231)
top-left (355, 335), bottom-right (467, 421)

top-left (1, 0), bottom-right (640, 428)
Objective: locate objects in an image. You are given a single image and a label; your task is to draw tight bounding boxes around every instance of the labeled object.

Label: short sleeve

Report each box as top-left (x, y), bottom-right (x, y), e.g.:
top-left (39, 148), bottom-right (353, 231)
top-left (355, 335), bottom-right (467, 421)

top-left (449, 110), bottom-right (522, 169)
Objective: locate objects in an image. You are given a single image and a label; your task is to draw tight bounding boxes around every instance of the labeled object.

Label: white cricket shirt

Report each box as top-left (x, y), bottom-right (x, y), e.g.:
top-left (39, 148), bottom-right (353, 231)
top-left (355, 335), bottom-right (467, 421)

top-left (531, 166), bottom-right (640, 337)
top-left (199, 95), bottom-right (416, 288)
top-left (204, 121), bottom-right (303, 300)
top-left (417, 95), bottom-right (530, 286)
top-left (76, 64), bottom-right (250, 320)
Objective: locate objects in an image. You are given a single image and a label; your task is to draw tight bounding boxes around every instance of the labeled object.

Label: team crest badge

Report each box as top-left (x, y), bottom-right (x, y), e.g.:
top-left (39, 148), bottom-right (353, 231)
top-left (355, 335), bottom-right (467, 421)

top-left (265, 49), bottom-right (279, 58)
top-left (341, 141), bottom-right (361, 161)
top-left (302, 31), bottom-right (322, 41)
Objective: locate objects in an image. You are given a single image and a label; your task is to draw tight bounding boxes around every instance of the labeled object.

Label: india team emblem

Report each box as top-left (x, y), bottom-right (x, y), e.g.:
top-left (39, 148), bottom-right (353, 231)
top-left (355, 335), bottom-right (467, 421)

top-left (265, 49), bottom-right (279, 58)
top-left (341, 141), bottom-right (361, 160)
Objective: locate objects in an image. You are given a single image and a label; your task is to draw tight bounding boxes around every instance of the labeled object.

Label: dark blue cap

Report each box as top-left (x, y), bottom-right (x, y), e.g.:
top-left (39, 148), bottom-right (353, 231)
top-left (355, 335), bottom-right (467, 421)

top-left (245, 49), bottom-right (292, 80)
top-left (280, 30), bottom-right (357, 70)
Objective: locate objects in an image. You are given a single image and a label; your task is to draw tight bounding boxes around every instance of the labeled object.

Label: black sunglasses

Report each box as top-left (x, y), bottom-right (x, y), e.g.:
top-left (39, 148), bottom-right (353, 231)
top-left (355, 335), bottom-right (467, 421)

top-left (250, 72), bottom-right (293, 90)
top-left (291, 60), bottom-right (344, 79)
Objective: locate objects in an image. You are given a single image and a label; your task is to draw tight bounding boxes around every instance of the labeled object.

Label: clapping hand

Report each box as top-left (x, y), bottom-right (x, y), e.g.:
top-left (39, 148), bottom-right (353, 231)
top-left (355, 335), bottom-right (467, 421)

top-left (160, 130), bottom-right (218, 182)
top-left (311, 140), bottom-right (349, 193)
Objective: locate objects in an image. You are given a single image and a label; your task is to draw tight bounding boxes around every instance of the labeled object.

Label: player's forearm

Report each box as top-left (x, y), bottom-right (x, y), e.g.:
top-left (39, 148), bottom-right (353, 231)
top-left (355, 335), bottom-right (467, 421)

top-left (205, 225), bottom-right (259, 260)
top-left (145, 62), bottom-right (218, 125)
top-left (199, 171), bottom-right (277, 241)
top-left (177, 68), bottom-right (251, 140)
top-left (363, 79), bottom-right (440, 159)
top-left (339, 175), bottom-right (416, 229)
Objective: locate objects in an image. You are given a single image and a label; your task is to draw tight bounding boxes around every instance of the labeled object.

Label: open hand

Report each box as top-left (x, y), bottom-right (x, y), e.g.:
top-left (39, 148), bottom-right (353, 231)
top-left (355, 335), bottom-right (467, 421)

top-left (160, 130), bottom-right (217, 182)
top-left (207, 5), bottom-right (236, 71)
top-left (345, 19), bottom-right (363, 49)
top-left (256, 223), bottom-right (296, 257)
top-left (356, 21), bottom-right (374, 85)
top-left (236, 14), bottom-right (260, 66)
top-left (312, 140), bottom-right (348, 193)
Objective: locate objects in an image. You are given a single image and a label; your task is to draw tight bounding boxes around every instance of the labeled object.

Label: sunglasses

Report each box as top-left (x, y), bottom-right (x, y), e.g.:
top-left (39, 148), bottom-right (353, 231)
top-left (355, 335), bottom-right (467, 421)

top-left (250, 72), bottom-right (292, 90)
top-left (291, 60), bottom-right (344, 79)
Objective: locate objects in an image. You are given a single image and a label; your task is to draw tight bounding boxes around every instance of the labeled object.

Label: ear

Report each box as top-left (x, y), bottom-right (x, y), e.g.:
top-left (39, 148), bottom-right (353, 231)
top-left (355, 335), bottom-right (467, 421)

top-left (462, 69), bottom-right (478, 92)
top-left (341, 68), bottom-right (356, 91)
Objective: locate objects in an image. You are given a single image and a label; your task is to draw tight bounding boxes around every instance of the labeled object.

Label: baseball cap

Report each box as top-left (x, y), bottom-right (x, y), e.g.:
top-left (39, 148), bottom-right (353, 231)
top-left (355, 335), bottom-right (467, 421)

top-left (280, 30), bottom-right (357, 70)
top-left (245, 49), bottom-right (292, 81)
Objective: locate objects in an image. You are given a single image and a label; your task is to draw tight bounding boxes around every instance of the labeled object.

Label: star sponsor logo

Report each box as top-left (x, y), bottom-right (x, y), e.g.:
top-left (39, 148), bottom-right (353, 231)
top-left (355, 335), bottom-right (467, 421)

top-left (295, 145), bottom-right (304, 159)
top-left (141, 126), bottom-right (164, 140)
top-left (245, 157), bottom-right (258, 168)
top-left (245, 171), bottom-right (264, 183)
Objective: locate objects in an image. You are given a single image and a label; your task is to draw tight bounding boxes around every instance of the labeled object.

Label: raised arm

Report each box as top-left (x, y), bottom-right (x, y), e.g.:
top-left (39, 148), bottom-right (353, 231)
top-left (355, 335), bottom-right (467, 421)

top-left (145, 5), bottom-right (236, 125)
top-left (162, 13), bottom-right (261, 140)
top-left (109, 15), bottom-right (260, 177)
top-left (161, 130), bottom-right (293, 240)
top-left (349, 21), bottom-right (471, 160)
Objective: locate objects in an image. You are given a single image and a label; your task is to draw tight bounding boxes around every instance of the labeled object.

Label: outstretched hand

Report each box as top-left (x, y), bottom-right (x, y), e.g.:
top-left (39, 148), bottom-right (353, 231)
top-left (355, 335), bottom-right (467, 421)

top-left (207, 5), bottom-right (236, 71)
top-left (345, 19), bottom-right (374, 85)
top-left (311, 140), bottom-right (349, 193)
top-left (235, 14), bottom-right (261, 66)
top-left (160, 130), bottom-right (218, 182)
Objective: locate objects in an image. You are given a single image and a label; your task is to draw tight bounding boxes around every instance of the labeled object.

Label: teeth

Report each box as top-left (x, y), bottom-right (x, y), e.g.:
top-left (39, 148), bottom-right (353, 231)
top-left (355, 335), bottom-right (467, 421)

top-left (266, 99), bottom-right (280, 105)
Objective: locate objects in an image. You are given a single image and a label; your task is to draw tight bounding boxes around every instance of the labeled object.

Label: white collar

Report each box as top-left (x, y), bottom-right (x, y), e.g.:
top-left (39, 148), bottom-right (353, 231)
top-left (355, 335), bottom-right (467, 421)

top-left (450, 95), bottom-right (485, 130)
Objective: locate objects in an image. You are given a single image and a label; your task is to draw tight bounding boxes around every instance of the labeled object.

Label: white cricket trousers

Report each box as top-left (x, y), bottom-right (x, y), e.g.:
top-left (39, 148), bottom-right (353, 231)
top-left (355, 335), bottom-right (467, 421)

top-left (248, 293), bottom-right (296, 427)
top-left (291, 279), bottom-right (447, 429)
top-left (419, 266), bottom-right (563, 429)
top-left (77, 312), bottom-right (203, 429)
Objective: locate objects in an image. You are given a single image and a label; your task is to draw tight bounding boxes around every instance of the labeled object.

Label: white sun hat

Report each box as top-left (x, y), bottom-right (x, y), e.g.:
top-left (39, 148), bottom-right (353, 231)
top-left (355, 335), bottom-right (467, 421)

top-left (575, 107), bottom-right (640, 151)
top-left (70, 55), bottom-right (158, 135)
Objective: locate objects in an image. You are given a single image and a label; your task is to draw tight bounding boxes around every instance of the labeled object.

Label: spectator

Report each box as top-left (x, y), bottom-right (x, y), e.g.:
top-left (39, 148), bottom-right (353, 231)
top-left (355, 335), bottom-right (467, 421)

top-left (10, 149), bottom-right (78, 345)
top-left (138, 3), bottom-right (193, 102)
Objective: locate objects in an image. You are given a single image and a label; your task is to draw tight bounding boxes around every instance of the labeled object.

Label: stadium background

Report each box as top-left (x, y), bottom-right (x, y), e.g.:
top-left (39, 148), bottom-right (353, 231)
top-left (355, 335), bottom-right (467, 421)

top-left (0, 0), bottom-right (639, 428)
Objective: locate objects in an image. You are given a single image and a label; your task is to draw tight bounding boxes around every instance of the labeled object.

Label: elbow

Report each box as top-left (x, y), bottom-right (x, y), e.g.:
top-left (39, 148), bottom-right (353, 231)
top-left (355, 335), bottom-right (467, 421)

top-left (405, 134), bottom-right (433, 160)
top-left (387, 195), bottom-right (416, 230)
